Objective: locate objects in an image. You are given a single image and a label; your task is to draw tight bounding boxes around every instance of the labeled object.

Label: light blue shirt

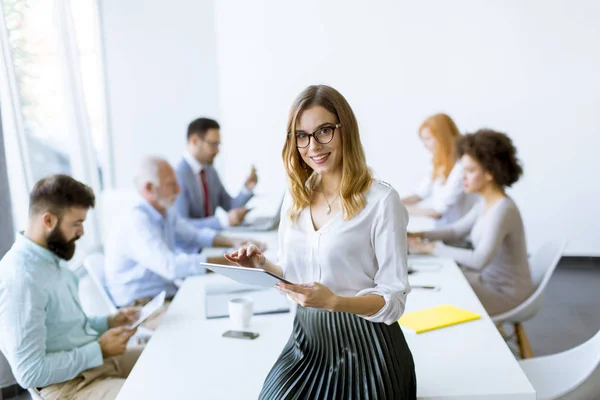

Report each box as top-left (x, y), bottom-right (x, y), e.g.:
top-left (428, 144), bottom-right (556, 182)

top-left (105, 200), bottom-right (217, 306)
top-left (0, 234), bottom-right (107, 389)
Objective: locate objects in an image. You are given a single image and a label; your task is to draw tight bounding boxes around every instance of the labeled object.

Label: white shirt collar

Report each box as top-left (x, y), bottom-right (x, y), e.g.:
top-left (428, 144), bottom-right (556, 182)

top-left (183, 151), bottom-right (205, 175)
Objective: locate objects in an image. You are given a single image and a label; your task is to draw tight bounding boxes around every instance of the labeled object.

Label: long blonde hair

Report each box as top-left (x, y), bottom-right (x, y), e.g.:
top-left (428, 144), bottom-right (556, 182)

top-left (282, 85), bottom-right (372, 222)
top-left (419, 113), bottom-right (461, 180)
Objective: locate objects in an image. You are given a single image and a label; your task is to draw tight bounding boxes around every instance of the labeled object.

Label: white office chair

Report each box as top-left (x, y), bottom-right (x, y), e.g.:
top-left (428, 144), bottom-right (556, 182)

top-left (81, 253), bottom-right (153, 340)
top-left (492, 237), bottom-right (568, 358)
top-left (28, 387), bottom-right (44, 399)
top-left (83, 253), bottom-right (117, 314)
top-left (519, 328), bottom-right (600, 399)
top-left (98, 189), bottom-right (140, 246)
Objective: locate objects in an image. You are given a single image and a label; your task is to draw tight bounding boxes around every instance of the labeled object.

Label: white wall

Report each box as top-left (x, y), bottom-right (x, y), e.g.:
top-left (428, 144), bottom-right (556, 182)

top-left (100, 0), bottom-right (221, 188)
top-left (99, 0), bottom-right (600, 255)
top-left (213, 0), bottom-right (600, 256)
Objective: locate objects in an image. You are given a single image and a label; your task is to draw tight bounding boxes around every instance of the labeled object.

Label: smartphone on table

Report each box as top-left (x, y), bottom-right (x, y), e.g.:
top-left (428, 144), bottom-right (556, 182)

top-left (222, 330), bottom-right (259, 340)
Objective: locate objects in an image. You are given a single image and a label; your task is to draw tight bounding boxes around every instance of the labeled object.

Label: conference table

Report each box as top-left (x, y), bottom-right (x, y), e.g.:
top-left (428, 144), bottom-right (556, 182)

top-left (117, 229), bottom-right (535, 399)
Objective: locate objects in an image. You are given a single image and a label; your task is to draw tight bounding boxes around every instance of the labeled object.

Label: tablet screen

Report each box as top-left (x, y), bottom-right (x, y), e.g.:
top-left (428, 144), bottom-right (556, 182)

top-left (130, 291), bottom-right (166, 329)
top-left (200, 263), bottom-right (293, 287)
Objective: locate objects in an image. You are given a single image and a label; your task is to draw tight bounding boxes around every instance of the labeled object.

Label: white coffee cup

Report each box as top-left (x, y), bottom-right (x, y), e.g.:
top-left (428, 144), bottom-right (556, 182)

top-left (228, 297), bottom-right (253, 330)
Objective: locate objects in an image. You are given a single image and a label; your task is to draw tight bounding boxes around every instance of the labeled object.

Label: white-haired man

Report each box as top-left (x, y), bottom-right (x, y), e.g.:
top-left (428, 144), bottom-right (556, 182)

top-left (105, 157), bottom-right (262, 327)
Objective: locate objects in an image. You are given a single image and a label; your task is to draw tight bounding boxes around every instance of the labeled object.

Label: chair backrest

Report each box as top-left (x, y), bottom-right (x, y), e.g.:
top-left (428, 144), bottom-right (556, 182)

top-left (544, 328), bottom-right (600, 400)
top-left (563, 358), bottom-right (600, 400)
top-left (85, 252), bottom-right (108, 288)
top-left (98, 189), bottom-right (140, 246)
top-left (492, 237), bottom-right (567, 323)
top-left (29, 388), bottom-right (45, 400)
top-left (81, 253), bottom-right (117, 314)
top-left (574, 328), bottom-right (600, 398)
top-left (529, 237), bottom-right (568, 288)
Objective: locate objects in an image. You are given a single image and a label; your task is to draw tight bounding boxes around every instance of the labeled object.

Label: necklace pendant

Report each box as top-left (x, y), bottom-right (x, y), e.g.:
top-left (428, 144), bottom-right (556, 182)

top-left (326, 205), bottom-right (331, 215)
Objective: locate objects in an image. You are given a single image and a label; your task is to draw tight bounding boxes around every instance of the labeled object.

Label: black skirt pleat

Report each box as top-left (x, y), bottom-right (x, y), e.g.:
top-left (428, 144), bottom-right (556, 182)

top-left (259, 306), bottom-right (416, 400)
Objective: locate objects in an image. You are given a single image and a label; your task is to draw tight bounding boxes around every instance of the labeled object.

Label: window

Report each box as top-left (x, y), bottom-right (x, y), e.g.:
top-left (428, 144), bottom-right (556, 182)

top-left (3, 0), bottom-right (73, 182)
top-left (0, 0), bottom-right (111, 258)
top-left (71, 0), bottom-right (111, 190)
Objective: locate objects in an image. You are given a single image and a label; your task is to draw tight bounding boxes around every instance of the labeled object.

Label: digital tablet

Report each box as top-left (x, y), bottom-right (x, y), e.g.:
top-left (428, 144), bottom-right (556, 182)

top-left (200, 263), bottom-right (293, 287)
top-left (130, 291), bottom-right (166, 329)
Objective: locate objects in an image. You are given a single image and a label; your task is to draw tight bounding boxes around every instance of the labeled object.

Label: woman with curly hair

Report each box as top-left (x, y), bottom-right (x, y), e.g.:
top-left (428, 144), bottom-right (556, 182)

top-left (408, 129), bottom-right (533, 316)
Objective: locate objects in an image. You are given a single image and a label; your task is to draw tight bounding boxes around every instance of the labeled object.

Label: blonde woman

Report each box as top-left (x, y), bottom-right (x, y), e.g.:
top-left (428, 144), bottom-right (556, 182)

top-left (226, 85), bottom-right (416, 399)
top-left (402, 113), bottom-right (475, 226)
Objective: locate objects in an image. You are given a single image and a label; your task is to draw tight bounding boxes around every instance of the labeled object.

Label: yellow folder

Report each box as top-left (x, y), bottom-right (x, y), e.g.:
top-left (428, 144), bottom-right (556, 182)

top-left (399, 304), bottom-right (480, 333)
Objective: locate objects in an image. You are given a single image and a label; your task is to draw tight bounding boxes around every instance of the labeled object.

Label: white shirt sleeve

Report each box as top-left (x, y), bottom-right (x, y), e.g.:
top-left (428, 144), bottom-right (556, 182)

top-left (357, 189), bottom-right (411, 325)
top-left (127, 212), bottom-right (208, 281)
top-left (173, 214), bottom-right (217, 250)
top-left (214, 208), bottom-right (231, 228)
top-left (415, 174), bottom-right (433, 199)
top-left (432, 163), bottom-right (466, 214)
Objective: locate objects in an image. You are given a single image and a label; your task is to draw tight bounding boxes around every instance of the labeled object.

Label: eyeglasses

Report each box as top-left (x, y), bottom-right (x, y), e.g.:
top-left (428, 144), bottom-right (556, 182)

top-left (201, 139), bottom-right (221, 149)
top-left (293, 123), bottom-right (341, 148)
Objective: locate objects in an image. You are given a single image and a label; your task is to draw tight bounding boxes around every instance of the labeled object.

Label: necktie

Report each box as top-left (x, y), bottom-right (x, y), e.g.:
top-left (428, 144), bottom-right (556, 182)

top-left (200, 169), bottom-right (211, 217)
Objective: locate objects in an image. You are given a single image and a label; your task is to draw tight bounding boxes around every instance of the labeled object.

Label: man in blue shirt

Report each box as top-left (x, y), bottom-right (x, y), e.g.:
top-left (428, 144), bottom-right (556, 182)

top-left (105, 157), bottom-right (263, 318)
top-left (0, 175), bottom-right (143, 400)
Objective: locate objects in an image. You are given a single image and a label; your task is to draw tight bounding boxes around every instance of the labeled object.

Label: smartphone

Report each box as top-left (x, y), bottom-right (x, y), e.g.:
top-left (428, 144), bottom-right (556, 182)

top-left (412, 285), bottom-right (441, 292)
top-left (222, 330), bottom-right (259, 340)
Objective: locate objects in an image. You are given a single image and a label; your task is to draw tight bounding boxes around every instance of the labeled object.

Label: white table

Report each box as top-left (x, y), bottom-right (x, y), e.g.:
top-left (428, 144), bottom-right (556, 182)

top-left (117, 231), bottom-right (535, 400)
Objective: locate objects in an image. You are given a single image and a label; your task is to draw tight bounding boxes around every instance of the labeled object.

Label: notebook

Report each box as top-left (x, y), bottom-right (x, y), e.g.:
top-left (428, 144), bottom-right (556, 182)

top-left (398, 304), bottom-right (480, 334)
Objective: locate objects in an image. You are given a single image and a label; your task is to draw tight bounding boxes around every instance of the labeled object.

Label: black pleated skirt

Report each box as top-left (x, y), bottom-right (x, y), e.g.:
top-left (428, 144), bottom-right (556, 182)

top-left (259, 306), bottom-right (416, 400)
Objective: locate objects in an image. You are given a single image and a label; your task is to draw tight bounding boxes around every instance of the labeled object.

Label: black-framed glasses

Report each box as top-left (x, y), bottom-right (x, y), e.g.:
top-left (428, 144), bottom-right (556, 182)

top-left (293, 123), bottom-right (342, 148)
top-left (201, 139), bottom-right (221, 149)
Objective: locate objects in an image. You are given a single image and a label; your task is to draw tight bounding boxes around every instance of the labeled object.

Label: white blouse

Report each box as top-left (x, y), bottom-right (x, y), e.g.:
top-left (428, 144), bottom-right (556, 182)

top-left (276, 180), bottom-right (411, 325)
top-left (416, 162), bottom-right (476, 226)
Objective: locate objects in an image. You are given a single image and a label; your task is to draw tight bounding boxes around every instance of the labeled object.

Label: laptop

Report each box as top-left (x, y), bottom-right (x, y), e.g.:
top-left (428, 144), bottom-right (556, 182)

top-left (230, 195), bottom-right (284, 232)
